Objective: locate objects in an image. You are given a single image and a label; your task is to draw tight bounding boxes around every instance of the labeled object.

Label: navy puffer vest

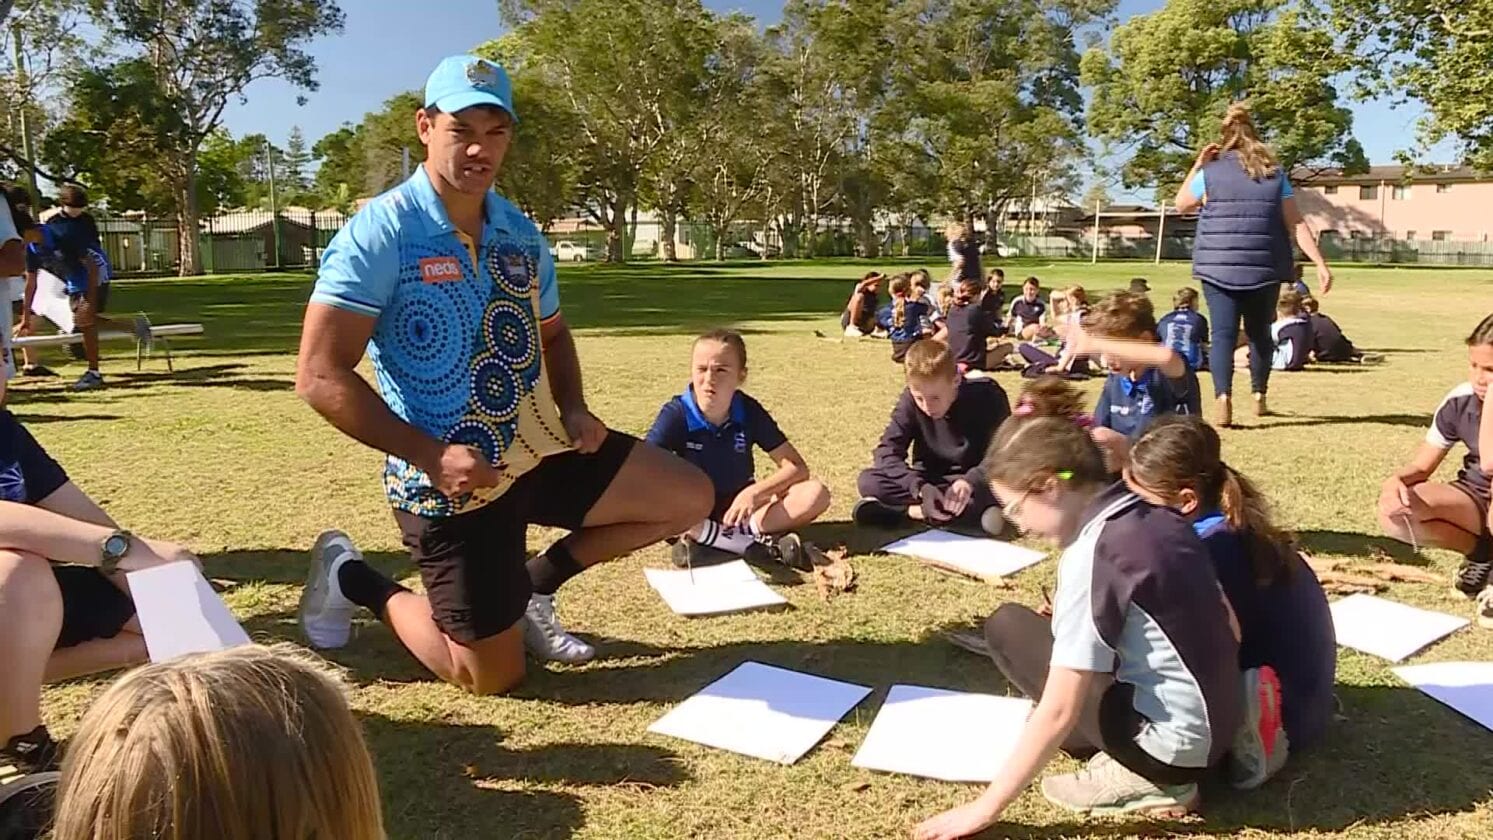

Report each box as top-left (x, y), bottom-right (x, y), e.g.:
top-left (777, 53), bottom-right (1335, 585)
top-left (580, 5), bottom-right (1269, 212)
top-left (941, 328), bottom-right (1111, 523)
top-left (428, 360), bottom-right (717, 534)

top-left (1191, 153), bottom-right (1294, 291)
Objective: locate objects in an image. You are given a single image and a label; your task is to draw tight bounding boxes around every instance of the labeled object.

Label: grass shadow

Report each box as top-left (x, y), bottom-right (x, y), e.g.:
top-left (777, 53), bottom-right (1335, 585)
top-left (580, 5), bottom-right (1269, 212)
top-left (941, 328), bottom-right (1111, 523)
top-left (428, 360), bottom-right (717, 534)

top-left (1297, 529), bottom-right (1420, 562)
top-left (6, 413), bottom-right (123, 424)
top-left (204, 548), bottom-right (413, 587)
top-left (1237, 413), bottom-right (1429, 431)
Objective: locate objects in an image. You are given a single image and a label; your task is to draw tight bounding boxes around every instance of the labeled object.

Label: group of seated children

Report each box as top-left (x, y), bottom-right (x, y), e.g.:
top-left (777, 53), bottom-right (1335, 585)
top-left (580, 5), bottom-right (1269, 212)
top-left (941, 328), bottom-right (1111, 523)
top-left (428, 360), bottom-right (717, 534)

top-left (914, 380), bottom-right (1335, 838)
top-left (1378, 313), bottom-right (1493, 628)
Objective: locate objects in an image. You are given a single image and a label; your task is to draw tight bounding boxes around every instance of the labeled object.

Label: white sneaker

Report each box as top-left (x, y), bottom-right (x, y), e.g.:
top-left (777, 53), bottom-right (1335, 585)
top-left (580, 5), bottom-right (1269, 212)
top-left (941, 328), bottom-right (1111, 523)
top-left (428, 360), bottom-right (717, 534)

top-left (523, 593), bottom-right (595, 663)
top-left (299, 530), bottom-right (360, 649)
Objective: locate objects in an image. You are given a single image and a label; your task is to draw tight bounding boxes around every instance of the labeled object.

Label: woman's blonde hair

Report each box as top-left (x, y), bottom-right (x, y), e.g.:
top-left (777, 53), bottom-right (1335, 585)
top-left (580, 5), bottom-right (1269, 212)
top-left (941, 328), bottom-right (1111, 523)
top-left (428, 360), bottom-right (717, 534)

top-left (890, 273), bottom-right (911, 328)
top-left (1219, 102), bottom-right (1280, 181)
top-left (53, 644), bottom-right (385, 840)
top-left (944, 221), bottom-right (970, 242)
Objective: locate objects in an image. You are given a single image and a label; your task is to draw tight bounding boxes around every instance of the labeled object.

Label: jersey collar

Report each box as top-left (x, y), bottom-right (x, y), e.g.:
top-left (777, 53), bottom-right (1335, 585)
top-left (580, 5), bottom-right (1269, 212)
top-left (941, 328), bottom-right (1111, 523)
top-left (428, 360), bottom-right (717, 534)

top-left (681, 385), bottom-right (745, 433)
top-left (1120, 368), bottom-right (1158, 397)
top-left (1192, 512), bottom-right (1228, 538)
top-left (407, 165), bottom-right (510, 240)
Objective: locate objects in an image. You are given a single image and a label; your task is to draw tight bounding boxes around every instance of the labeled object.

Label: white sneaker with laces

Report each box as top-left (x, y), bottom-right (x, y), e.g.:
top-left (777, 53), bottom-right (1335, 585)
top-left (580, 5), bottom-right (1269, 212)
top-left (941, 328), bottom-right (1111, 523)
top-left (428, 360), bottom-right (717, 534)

top-left (523, 593), bottom-right (596, 663)
top-left (299, 530), bottom-right (360, 649)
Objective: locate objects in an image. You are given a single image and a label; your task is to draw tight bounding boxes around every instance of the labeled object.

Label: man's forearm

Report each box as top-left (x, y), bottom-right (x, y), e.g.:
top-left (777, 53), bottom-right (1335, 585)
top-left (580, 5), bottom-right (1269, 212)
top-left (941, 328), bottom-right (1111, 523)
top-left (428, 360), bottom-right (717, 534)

top-left (0, 500), bottom-right (116, 565)
top-left (298, 365), bottom-right (445, 470)
top-left (544, 325), bottom-right (588, 414)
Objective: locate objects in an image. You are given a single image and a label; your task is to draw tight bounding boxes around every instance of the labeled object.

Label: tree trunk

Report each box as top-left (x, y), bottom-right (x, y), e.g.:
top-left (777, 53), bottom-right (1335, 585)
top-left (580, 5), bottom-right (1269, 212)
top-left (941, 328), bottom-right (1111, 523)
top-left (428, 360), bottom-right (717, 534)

top-left (605, 192), bottom-right (627, 263)
top-left (661, 206), bottom-right (678, 262)
top-left (178, 159), bottom-right (203, 276)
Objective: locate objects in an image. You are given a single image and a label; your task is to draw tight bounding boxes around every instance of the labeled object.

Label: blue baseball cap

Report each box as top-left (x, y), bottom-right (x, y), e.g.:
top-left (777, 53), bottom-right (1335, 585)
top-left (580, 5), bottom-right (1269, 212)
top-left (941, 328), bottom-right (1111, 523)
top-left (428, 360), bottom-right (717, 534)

top-left (424, 55), bottom-right (518, 122)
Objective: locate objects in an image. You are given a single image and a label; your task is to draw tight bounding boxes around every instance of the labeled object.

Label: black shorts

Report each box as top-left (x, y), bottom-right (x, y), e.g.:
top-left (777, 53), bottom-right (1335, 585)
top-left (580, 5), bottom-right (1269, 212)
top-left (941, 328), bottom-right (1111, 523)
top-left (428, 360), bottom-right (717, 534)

top-left (1451, 476), bottom-right (1491, 524)
top-left (51, 564), bottom-right (135, 649)
top-left (393, 432), bottom-right (637, 644)
top-left (1098, 682), bottom-right (1210, 786)
top-left (67, 284), bottom-right (109, 316)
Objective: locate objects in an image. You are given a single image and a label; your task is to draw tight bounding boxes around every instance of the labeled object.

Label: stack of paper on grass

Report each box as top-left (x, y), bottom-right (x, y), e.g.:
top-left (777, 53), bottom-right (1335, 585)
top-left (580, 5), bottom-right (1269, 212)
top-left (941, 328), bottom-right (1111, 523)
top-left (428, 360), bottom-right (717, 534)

top-left (1329, 593), bottom-right (1468, 662)
top-left (126, 561), bottom-right (251, 663)
top-left (881, 530), bottom-right (1045, 582)
top-left (852, 685), bottom-right (1033, 782)
top-left (647, 662), bottom-right (873, 764)
top-left (1392, 662), bottom-right (1493, 733)
top-left (644, 559), bottom-right (787, 616)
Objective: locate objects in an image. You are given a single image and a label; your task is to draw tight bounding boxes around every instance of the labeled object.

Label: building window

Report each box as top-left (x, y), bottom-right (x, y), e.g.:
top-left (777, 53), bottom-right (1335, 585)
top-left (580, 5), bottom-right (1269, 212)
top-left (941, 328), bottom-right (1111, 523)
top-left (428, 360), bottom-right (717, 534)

top-left (1405, 230), bottom-right (1416, 241)
top-left (1436, 183), bottom-right (1452, 194)
top-left (1323, 185), bottom-right (1338, 195)
top-left (1349, 230), bottom-right (1367, 240)
top-left (1359, 185), bottom-right (1378, 200)
top-left (1432, 230), bottom-right (1451, 241)
top-left (1392, 184), bottom-right (1410, 200)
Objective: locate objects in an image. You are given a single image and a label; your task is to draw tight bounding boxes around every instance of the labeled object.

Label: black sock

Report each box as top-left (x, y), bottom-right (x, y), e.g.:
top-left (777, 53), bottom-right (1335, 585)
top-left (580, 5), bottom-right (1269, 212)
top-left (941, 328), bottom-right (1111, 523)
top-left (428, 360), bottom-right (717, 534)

top-left (336, 559), bottom-right (408, 616)
top-left (527, 540), bottom-right (585, 596)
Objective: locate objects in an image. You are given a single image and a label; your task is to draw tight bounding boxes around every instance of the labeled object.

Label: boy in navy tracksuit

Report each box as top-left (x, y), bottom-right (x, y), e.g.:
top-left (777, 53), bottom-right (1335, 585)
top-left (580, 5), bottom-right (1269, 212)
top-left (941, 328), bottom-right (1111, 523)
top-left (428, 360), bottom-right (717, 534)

top-left (1268, 291), bottom-right (1312, 371)
top-left (1157, 287), bottom-right (1209, 372)
top-left (853, 339), bottom-right (1011, 535)
top-left (1066, 291), bottom-right (1201, 459)
top-left (647, 330), bottom-right (830, 570)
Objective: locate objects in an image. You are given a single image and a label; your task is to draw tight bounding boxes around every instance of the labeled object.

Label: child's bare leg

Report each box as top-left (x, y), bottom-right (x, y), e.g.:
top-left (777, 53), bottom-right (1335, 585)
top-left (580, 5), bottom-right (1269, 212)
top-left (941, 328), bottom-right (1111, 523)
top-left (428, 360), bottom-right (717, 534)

top-left (1377, 482), bottom-right (1482, 553)
top-left (752, 480), bottom-right (832, 535)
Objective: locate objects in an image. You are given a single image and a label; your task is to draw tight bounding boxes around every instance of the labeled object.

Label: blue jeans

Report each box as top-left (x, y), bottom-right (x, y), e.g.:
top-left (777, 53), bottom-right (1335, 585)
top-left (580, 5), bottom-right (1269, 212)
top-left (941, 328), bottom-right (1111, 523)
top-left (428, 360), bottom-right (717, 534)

top-left (1202, 282), bottom-right (1277, 398)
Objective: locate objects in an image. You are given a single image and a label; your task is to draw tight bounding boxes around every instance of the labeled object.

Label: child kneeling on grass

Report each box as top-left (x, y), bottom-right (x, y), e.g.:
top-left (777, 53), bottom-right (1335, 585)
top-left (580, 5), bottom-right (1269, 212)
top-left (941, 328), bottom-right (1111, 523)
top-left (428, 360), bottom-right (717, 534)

top-left (877, 274), bottom-right (934, 363)
top-left (1378, 313), bottom-right (1493, 627)
top-left (854, 339), bottom-right (1011, 536)
top-left (1126, 416), bottom-right (1337, 784)
top-left (646, 329), bottom-right (830, 571)
top-left (914, 415), bottom-right (1241, 840)
top-left (1064, 291), bottom-right (1201, 460)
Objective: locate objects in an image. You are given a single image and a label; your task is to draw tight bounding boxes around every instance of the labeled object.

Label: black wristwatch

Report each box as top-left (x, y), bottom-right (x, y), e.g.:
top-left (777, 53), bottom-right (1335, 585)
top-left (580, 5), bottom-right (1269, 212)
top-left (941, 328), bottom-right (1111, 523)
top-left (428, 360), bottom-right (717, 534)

top-left (100, 530), bottom-right (133, 574)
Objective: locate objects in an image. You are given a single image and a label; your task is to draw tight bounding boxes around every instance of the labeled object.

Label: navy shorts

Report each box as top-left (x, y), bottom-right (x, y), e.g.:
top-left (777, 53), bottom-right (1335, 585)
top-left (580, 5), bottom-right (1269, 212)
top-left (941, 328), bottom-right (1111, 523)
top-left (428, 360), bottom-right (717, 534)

top-left (52, 564), bottom-right (135, 649)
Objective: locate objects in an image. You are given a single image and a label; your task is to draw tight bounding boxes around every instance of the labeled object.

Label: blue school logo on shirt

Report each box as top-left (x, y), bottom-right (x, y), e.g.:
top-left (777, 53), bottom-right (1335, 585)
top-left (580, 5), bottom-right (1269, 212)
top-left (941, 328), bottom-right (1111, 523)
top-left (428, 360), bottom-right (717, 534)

top-left (0, 464), bottom-right (26, 503)
top-left (734, 430), bottom-right (748, 453)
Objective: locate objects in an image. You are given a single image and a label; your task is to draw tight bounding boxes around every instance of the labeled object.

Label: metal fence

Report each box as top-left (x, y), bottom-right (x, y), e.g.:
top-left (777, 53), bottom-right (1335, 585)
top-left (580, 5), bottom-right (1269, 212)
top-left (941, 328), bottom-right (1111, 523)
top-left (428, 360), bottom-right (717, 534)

top-left (100, 209), bottom-right (348, 277)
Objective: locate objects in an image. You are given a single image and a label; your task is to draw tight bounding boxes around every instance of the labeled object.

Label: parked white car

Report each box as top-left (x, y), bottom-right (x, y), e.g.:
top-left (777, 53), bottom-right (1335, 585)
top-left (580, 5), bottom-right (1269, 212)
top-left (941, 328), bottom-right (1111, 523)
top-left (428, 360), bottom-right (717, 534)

top-left (548, 240), bottom-right (591, 262)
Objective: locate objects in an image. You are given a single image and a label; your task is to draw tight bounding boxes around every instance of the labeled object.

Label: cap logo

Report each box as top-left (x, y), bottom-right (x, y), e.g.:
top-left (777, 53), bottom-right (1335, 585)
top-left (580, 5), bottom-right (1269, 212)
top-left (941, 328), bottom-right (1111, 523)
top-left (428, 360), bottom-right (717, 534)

top-left (466, 61), bottom-right (501, 94)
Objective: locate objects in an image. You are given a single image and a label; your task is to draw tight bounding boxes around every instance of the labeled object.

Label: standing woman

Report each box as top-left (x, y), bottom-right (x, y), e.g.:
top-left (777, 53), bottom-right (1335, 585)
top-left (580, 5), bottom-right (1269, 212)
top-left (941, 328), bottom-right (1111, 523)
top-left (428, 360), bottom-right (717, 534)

top-left (1175, 104), bottom-right (1333, 426)
top-left (944, 221), bottom-right (983, 293)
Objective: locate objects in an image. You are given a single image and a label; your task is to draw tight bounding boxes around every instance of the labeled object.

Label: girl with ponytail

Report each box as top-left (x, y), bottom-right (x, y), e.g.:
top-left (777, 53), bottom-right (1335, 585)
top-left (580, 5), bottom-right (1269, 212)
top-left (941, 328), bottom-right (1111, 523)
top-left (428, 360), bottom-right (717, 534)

top-left (876, 274), bottom-right (931, 364)
top-left (1126, 416), bottom-right (1336, 776)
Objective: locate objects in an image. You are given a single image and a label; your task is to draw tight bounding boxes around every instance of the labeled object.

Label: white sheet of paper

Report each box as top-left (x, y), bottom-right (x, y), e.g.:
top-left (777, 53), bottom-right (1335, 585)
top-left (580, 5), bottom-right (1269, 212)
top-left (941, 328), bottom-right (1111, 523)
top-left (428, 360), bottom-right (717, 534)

top-left (1330, 593), bottom-right (1468, 662)
top-left (127, 561), bottom-right (250, 662)
top-left (852, 685), bottom-right (1034, 782)
top-left (644, 559), bottom-right (787, 616)
top-left (30, 269), bottom-right (74, 333)
top-left (647, 661), bottom-right (872, 764)
top-left (1392, 661), bottom-right (1493, 733)
top-left (881, 530), bottom-right (1045, 581)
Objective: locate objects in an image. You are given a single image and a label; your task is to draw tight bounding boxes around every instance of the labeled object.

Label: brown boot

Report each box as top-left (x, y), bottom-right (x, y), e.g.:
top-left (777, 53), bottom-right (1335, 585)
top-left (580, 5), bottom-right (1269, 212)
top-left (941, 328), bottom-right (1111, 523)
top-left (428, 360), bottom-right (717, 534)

top-left (1253, 392), bottom-right (1271, 417)
top-left (1215, 394), bottom-right (1234, 428)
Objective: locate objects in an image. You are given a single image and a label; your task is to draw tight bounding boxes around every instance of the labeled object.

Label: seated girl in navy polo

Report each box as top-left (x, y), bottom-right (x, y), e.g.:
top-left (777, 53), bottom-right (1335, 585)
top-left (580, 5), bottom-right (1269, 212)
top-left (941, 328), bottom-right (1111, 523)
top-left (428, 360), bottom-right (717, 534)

top-left (1065, 291), bottom-right (1201, 462)
top-left (1378, 313), bottom-right (1493, 626)
top-left (1006, 276), bottom-right (1054, 341)
top-left (1127, 417), bottom-right (1336, 787)
top-left (646, 330), bottom-right (831, 571)
top-left (876, 274), bottom-right (933, 363)
top-left (914, 415), bottom-right (1240, 839)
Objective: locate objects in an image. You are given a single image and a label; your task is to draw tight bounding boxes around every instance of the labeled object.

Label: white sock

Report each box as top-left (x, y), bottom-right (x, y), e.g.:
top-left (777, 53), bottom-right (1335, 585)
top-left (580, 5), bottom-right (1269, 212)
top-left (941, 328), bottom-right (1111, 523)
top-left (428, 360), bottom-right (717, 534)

top-left (695, 519), bottom-right (758, 554)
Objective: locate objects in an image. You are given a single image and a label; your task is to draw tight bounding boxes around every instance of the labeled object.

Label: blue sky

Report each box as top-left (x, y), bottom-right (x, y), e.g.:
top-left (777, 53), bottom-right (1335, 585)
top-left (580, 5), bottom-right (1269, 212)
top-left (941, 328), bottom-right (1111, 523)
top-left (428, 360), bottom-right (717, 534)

top-left (221, 0), bottom-right (1437, 196)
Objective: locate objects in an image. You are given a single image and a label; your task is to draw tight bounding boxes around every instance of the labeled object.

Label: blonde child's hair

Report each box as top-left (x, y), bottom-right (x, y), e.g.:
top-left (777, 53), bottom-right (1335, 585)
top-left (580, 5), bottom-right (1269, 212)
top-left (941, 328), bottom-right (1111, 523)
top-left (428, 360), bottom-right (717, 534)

top-left (1174, 287), bottom-right (1199, 310)
top-left (1276, 289), bottom-right (1304, 317)
top-left (944, 221), bottom-right (970, 242)
top-left (1219, 102), bottom-right (1280, 181)
top-left (890, 273), bottom-right (912, 328)
top-left (1065, 285), bottom-right (1089, 312)
top-left (695, 328), bottom-right (748, 369)
top-left (1083, 291), bottom-right (1157, 339)
top-left (938, 284), bottom-right (956, 313)
top-left (53, 644), bottom-right (386, 840)
top-left (904, 339), bottom-right (956, 380)
top-left (1049, 289), bottom-right (1069, 319)
top-left (1014, 376), bottom-right (1088, 420)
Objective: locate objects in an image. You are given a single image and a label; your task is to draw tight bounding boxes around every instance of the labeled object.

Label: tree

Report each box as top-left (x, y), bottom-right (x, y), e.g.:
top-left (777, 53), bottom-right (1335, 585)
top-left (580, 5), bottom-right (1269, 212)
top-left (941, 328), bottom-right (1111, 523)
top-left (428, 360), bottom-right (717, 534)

top-left (354, 90), bottom-right (421, 196)
top-left (0, 0), bottom-right (90, 193)
top-left (1322, 0), bottom-right (1493, 171)
top-left (1080, 181), bottom-right (1112, 212)
top-left (1083, 0), bottom-right (1365, 197)
top-left (502, 0), bottom-right (720, 263)
top-left (283, 125), bottom-right (311, 191)
top-left (77, 0), bottom-right (344, 274)
top-left (311, 123), bottom-right (362, 210)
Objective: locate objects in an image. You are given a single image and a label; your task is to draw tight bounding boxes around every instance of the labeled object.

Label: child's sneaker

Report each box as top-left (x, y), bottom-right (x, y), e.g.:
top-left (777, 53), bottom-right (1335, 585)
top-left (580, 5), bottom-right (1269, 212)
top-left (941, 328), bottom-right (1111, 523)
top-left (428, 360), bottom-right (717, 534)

top-left (1229, 665), bottom-right (1290, 789)
top-left (852, 497), bottom-right (906, 529)
top-left (1040, 752), bottom-right (1199, 817)
top-left (1476, 586), bottom-right (1493, 630)
top-left (1454, 539), bottom-right (1492, 598)
top-left (772, 533), bottom-right (811, 572)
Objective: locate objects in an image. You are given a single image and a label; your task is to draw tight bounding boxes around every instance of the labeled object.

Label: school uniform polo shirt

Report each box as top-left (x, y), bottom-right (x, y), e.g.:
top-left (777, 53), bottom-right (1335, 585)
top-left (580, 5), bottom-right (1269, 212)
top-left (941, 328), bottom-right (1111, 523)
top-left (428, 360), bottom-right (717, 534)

top-left (1270, 316), bottom-right (1312, 371)
top-left (1157, 308), bottom-right (1208, 371)
top-left (1426, 382), bottom-right (1490, 499)
top-left (310, 166), bottom-right (570, 518)
top-left (944, 301), bottom-right (991, 369)
top-left (1009, 297), bottom-right (1046, 330)
top-left (0, 409), bottom-right (68, 505)
top-left (645, 387), bottom-right (787, 515)
top-left (1051, 484), bottom-right (1242, 769)
top-left (1093, 365), bottom-right (1201, 440)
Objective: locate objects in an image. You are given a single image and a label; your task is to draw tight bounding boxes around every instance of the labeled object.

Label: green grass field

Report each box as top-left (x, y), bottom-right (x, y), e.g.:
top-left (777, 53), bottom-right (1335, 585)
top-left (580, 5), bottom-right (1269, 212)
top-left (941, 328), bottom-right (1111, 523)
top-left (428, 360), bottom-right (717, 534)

top-left (20, 258), bottom-right (1493, 839)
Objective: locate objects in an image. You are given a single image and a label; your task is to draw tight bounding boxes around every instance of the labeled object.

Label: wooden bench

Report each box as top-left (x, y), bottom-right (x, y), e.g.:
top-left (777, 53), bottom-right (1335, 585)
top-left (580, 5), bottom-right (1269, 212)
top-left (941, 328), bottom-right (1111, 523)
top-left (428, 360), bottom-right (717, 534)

top-left (14, 323), bottom-right (205, 372)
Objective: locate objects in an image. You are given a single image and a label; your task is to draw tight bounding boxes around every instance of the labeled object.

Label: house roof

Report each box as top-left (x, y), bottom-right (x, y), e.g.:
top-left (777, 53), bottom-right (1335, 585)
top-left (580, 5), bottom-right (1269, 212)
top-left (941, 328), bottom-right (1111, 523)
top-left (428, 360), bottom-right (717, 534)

top-left (1296, 164), bottom-right (1485, 186)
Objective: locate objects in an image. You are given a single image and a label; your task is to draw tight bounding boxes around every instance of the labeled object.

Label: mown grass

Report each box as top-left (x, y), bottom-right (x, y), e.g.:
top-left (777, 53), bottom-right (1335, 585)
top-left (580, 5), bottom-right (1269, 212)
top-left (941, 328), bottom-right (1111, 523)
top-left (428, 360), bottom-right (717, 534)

top-left (21, 258), bottom-right (1493, 839)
